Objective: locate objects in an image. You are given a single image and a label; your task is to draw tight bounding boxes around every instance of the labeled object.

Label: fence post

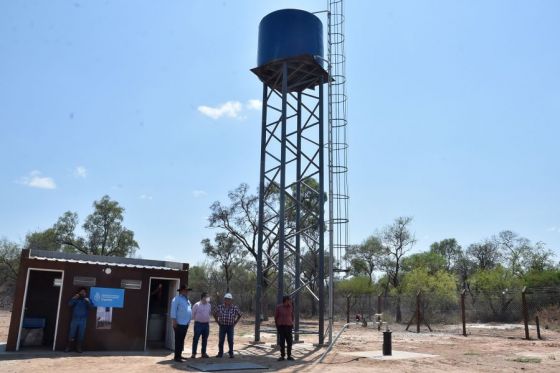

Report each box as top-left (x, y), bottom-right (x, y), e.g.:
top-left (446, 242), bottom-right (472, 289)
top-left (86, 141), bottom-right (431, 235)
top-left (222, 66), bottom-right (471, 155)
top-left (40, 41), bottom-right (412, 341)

top-left (346, 295), bottom-right (350, 324)
top-left (461, 289), bottom-right (467, 337)
top-left (522, 286), bottom-right (530, 340)
top-left (377, 293), bottom-right (382, 331)
top-left (416, 291), bottom-right (421, 333)
top-left (536, 315), bottom-right (542, 340)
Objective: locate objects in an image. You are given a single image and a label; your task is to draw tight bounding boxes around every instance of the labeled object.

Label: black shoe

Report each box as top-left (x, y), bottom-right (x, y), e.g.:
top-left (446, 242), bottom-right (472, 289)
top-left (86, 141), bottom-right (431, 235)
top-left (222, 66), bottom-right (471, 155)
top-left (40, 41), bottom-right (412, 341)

top-left (174, 358), bottom-right (183, 363)
top-left (201, 353), bottom-right (210, 358)
top-left (287, 356), bottom-right (295, 361)
top-left (229, 354), bottom-right (234, 359)
top-left (277, 356), bottom-right (285, 361)
top-left (190, 354), bottom-right (196, 359)
top-left (215, 353), bottom-right (223, 358)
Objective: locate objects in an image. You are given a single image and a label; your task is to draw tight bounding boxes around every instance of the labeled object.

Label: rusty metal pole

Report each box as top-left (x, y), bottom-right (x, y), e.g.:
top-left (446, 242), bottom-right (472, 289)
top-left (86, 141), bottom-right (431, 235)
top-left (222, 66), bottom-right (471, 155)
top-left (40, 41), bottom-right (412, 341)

top-left (522, 287), bottom-right (530, 340)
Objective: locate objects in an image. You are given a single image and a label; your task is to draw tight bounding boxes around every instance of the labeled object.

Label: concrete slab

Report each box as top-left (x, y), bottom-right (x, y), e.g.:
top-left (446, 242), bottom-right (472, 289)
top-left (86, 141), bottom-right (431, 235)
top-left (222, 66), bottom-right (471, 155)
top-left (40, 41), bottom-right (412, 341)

top-left (186, 362), bottom-right (268, 372)
top-left (339, 350), bottom-right (438, 361)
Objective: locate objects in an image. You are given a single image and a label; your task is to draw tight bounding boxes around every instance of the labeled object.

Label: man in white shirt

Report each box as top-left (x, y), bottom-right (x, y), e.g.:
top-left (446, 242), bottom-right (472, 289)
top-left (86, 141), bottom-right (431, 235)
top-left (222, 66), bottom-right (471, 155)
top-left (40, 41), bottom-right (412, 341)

top-left (190, 292), bottom-right (211, 358)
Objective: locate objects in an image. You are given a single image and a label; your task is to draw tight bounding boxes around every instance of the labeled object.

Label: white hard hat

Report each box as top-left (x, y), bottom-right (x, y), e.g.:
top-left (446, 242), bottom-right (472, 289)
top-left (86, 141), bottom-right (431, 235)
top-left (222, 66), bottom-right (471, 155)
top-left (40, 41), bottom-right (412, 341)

top-left (224, 293), bottom-right (233, 299)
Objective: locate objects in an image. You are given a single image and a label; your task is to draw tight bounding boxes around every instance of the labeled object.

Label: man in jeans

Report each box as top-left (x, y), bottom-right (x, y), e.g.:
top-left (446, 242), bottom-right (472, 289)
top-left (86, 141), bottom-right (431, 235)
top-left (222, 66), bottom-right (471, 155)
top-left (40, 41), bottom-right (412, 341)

top-left (213, 293), bottom-right (242, 358)
top-left (190, 292), bottom-right (211, 358)
top-left (170, 284), bottom-right (192, 362)
top-left (274, 295), bottom-right (295, 361)
top-left (65, 287), bottom-right (93, 353)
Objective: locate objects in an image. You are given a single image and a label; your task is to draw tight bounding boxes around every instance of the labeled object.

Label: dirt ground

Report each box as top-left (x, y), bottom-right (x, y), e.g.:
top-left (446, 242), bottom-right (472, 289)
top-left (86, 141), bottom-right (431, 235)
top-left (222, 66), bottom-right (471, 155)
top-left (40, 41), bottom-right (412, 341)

top-left (1, 309), bottom-right (559, 372)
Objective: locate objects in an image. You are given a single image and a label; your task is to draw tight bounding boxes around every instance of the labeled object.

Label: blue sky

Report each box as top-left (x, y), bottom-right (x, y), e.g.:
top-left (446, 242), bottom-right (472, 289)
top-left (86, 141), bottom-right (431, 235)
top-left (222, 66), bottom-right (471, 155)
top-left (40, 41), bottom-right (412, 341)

top-left (1, 0), bottom-right (559, 265)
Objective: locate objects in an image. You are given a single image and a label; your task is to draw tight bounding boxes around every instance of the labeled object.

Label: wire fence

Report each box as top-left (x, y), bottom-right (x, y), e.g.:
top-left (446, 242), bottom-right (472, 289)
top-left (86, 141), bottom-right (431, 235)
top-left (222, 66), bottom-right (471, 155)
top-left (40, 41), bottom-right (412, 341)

top-left (334, 286), bottom-right (560, 339)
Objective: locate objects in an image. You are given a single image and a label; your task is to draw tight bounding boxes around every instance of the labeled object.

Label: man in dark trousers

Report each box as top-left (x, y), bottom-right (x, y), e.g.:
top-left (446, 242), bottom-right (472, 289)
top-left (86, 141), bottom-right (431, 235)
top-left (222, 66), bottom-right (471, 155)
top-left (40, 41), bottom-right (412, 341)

top-left (274, 295), bottom-right (294, 361)
top-left (170, 284), bottom-right (192, 362)
top-left (213, 293), bottom-right (242, 358)
top-left (65, 287), bottom-right (93, 353)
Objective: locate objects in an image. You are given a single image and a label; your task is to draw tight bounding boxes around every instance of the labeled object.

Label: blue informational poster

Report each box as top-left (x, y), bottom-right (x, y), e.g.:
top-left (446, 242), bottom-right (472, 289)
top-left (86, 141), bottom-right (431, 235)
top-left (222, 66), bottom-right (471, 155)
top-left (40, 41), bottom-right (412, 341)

top-left (90, 287), bottom-right (125, 308)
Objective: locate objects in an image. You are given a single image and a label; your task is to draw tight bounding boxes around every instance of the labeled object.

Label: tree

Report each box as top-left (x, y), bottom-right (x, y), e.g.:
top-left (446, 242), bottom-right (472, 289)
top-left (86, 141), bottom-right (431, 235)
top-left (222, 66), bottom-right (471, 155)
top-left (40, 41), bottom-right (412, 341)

top-left (33, 196), bottom-right (139, 256)
top-left (470, 266), bottom-right (523, 321)
top-left (467, 240), bottom-right (500, 271)
top-left (402, 251), bottom-right (447, 275)
top-left (493, 230), bottom-right (531, 276)
top-left (0, 238), bottom-right (21, 282)
top-left (401, 268), bottom-right (457, 321)
top-left (336, 276), bottom-right (375, 322)
top-left (202, 233), bottom-right (243, 292)
top-left (381, 216), bottom-right (416, 323)
top-left (25, 228), bottom-right (61, 251)
top-left (429, 238), bottom-right (462, 272)
top-left (208, 183), bottom-right (279, 316)
top-left (522, 241), bottom-right (554, 272)
top-left (345, 235), bottom-right (386, 284)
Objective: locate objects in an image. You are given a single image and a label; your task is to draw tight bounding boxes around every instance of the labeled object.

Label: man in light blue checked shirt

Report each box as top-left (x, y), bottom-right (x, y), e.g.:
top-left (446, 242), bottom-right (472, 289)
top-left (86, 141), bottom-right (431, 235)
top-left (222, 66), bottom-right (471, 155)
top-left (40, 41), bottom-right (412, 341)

top-left (170, 284), bottom-right (192, 362)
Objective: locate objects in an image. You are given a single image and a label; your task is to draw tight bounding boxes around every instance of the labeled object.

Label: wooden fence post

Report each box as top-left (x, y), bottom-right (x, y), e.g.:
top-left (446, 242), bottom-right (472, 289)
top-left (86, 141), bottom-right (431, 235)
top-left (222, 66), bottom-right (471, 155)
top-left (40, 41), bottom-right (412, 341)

top-left (536, 316), bottom-right (542, 340)
top-left (461, 289), bottom-right (467, 337)
top-left (522, 286), bottom-right (530, 340)
top-left (346, 295), bottom-right (350, 324)
top-left (416, 291), bottom-right (421, 333)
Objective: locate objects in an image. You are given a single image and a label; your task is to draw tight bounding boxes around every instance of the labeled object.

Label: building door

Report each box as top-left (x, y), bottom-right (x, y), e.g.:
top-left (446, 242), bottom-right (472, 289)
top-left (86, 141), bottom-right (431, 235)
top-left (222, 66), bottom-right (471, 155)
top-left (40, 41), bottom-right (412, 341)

top-left (18, 269), bottom-right (64, 351)
top-left (145, 278), bottom-right (179, 350)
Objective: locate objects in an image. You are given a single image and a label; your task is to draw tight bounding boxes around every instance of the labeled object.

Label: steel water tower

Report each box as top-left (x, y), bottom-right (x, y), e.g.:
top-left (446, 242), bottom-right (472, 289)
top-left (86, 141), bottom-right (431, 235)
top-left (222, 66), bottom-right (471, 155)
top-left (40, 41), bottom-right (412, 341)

top-left (252, 9), bottom-right (329, 345)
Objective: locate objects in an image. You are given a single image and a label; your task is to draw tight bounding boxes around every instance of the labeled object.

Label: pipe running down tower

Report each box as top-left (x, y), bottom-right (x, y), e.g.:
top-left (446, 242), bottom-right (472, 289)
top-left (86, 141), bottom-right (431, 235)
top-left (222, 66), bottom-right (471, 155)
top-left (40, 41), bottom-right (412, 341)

top-left (252, 9), bottom-right (329, 345)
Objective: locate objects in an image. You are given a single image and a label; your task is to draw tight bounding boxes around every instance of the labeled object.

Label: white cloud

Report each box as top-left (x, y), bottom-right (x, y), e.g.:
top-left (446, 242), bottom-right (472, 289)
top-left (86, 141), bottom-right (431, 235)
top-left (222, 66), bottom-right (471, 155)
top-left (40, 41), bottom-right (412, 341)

top-left (197, 99), bottom-right (262, 120)
top-left (19, 170), bottom-right (56, 190)
top-left (140, 194), bottom-right (153, 200)
top-left (246, 99), bottom-right (262, 110)
top-left (198, 101), bottom-right (242, 120)
top-left (164, 255), bottom-right (176, 261)
top-left (74, 165), bottom-right (87, 178)
top-left (192, 190), bottom-right (208, 198)
top-left (547, 226), bottom-right (560, 233)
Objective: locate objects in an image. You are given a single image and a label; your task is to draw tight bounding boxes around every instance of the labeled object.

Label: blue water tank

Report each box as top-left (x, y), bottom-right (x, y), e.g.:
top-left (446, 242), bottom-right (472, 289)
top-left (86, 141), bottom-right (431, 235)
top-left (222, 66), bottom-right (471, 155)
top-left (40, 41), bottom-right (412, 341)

top-left (257, 9), bottom-right (324, 67)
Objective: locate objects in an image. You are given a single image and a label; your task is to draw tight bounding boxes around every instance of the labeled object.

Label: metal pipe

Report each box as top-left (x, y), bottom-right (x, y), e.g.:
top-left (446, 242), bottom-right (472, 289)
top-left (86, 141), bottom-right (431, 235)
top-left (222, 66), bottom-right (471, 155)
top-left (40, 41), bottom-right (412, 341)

top-left (317, 322), bottom-right (357, 363)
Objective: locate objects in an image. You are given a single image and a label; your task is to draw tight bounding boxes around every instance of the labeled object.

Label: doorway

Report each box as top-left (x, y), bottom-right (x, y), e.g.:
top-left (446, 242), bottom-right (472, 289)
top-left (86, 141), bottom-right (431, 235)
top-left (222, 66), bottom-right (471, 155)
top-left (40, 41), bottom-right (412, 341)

top-left (17, 269), bottom-right (64, 351)
top-left (145, 278), bottom-right (178, 350)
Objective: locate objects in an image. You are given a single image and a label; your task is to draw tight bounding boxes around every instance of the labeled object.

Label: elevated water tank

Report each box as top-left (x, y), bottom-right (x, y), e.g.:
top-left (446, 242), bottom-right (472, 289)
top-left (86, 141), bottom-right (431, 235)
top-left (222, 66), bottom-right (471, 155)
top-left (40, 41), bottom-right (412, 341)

top-left (257, 9), bottom-right (324, 67)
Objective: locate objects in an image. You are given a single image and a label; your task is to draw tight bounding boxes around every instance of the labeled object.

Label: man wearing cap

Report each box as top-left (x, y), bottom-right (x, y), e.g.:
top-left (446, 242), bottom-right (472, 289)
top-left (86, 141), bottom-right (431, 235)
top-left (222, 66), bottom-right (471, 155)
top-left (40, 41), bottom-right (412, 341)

top-left (170, 284), bottom-right (192, 362)
top-left (190, 292), bottom-right (211, 359)
top-left (213, 293), bottom-right (242, 358)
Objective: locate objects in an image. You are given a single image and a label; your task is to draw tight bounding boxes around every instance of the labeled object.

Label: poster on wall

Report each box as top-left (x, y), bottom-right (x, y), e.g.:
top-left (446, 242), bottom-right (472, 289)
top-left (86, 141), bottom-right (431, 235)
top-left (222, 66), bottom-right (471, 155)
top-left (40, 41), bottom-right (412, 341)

top-left (96, 307), bottom-right (112, 329)
top-left (90, 287), bottom-right (125, 308)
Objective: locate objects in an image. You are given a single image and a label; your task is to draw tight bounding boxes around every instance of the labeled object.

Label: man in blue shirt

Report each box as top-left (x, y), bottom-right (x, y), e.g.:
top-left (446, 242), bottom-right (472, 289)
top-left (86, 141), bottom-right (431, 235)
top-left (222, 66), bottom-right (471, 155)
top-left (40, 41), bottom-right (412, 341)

top-left (170, 284), bottom-right (192, 362)
top-left (65, 287), bottom-right (93, 353)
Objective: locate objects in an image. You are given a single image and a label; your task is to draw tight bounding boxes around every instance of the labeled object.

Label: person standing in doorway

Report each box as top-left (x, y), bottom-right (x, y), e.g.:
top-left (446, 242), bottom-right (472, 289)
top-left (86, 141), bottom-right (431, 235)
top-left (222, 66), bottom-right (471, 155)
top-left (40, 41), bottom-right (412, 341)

top-left (213, 293), bottom-right (242, 358)
top-left (190, 292), bottom-right (211, 358)
top-left (65, 287), bottom-right (93, 353)
top-left (274, 295), bottom-right (295, 361)
top-left (170, 284), bottom-right (192, 362)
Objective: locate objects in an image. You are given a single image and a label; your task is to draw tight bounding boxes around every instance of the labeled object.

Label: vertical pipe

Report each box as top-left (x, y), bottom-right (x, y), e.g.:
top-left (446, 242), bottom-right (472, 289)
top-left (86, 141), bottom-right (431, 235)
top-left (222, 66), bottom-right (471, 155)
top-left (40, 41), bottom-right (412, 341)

top-left (536, 316), bottom-right (541, 340)
top-left (461, 289), bottom-right (467, 337)
top-left (326, 7), bottom-right (335, 347)
top-left (318, 77), bottom-right (325, 345)
top-left (277, 62), bottom-right (288, 308)
top-left (522, 287), bottom-right (530, 340)
top-left (294, 91), bottom-right (302, 343)
top-left (254, 83), bottom-right (268, 342)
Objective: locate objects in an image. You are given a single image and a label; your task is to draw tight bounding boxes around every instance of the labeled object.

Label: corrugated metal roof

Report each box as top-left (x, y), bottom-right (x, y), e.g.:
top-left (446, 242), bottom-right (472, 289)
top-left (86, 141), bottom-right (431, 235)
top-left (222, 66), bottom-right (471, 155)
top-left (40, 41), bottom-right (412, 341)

top-left (29, 256), bottom-right (181, 271)
top-left (28, 249), bottom-right (186, 271)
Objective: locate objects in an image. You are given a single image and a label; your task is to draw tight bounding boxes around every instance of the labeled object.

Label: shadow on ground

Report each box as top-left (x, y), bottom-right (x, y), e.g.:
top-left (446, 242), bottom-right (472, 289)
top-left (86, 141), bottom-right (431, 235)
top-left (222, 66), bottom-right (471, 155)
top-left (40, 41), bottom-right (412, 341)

top-left (0, 346), bottom-right (171, 361)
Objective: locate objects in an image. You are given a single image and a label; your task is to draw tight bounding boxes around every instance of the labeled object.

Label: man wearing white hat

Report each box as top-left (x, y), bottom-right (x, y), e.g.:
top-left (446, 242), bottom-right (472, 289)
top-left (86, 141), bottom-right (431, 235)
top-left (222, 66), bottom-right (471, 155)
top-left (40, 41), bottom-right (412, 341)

top-left (213, 293), bottom-right (242, 358)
